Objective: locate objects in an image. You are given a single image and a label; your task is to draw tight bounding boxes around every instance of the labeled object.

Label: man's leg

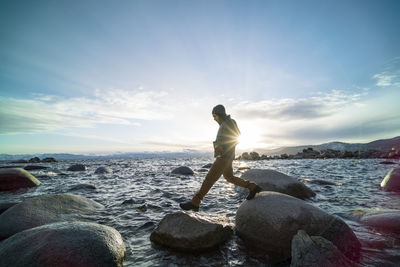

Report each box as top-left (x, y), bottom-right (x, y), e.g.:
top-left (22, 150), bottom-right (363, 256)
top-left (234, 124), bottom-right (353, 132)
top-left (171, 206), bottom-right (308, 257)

top-left (223, 159), bottom-right (262, 200)
top-left (190, 157), bottom-right (226, 206)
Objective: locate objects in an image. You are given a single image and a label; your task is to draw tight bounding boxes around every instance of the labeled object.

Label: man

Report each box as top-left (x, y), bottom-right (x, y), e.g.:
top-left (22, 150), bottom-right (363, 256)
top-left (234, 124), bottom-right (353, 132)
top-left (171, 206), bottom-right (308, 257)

top-left (180, 104), bottom-right (262, 211)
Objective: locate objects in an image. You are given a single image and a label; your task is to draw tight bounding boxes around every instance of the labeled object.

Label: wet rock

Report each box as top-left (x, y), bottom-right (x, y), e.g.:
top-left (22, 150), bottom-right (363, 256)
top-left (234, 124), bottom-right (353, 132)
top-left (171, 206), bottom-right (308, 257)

top-left (69, 184), bottom-right (98, 190)
top-left (361, 211), bottom-right (400, 234)
top-left (0, 221), bottom-right (125, 267)
top-left (381, 168), bottom-right (400, 192)
top-left (379, 161), bottom-right (397, 165)
top-left (95, 166), bottom-right (113, 174)
top-left (23, 165), bottom-right (49, 171)
top-left (0, 193), bottom-right (104, 240)
top-left (10, 159), bottom-right (28, 163)
top-left (291, 230), bottom-right (356, 267)
top-left (0, 202), bottom-right (19, 215)
top-left (171, 166), bottom-right (194, 175)
top-left (0, 168), bottom-right (41, 191)
top-left (42, 157), bottom-right (57, 162)
top-left (198, 168), bottom-right (208, 172)
top-left (150, 211), bottom-right (233, 252)
top-left (241, 169), bottom-right (316, 199)
top-left (307, 179), bottom-right (336, 186)
top-left (0, 165), bottom-right (23, 169)
top-left (202, 163), bottom-right (213, 168)
top-left (29, 157), bottom-right (41, 163)
top-left (136, 204), bottom-right (147, 212)
top-left (67, 164), bottom-right (88, 171)
top-left (235, 192), bottom-right (360, 262)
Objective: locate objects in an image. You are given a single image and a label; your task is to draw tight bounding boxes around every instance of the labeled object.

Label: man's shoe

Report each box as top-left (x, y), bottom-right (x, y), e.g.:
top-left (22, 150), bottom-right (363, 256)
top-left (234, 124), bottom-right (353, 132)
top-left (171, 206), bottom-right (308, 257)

top-left (179, 201), bottom-right (199, 211)
top-left (246, 185), bottom-right (262, 200)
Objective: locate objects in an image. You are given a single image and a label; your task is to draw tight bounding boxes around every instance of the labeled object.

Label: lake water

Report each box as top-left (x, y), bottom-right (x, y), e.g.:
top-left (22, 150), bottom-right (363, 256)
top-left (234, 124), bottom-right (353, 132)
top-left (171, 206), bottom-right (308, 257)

top-left (1, 158), bottom-right (400, 266)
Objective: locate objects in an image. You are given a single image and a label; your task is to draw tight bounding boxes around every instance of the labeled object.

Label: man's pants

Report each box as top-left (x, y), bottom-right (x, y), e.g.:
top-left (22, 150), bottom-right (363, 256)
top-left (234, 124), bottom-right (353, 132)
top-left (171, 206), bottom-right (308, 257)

top-left (191, 157), bottom-right (257, 206)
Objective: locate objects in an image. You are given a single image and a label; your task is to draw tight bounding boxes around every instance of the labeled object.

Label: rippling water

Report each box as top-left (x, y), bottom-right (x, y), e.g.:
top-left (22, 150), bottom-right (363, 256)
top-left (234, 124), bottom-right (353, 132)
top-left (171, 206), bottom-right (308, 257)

top-left (1, 158), bottom-right (400, 266)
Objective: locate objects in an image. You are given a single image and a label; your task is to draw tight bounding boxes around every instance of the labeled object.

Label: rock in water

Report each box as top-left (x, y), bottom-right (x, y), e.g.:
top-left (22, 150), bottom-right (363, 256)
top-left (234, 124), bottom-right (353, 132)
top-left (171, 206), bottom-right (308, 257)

top-left (150, 211), bottom-right (233, 252)
top-left (290, 230), bottom-right (356, 267)
top-left (67, 164), bottom-right (88, 171)
top-left (42, 157), bottom-right (57, 162)
top-left (235, 192), bottom-right (360, 262)
top-left (202, 163), bottom-right (213, 168)
top-left (171, 166), bottom-right (194, 175)
top-left (241, 169), bottom-right (315, 199)
top-left (0, 193), bottom-right (104, 240)
top-left (361, 211), bottom-right (400, 234)
top-left (69, 184), bottom-right (98, 190)
top-left (95, 167), bottom-right (113, 174)
top-left (24, 165), bottom-right (48, 171)
top-left (381, 168), bottom-right (400, 191)
top-left (0, 221), bottom-right (125, 267)
top-left (0, 168), bottom-right (41, 191)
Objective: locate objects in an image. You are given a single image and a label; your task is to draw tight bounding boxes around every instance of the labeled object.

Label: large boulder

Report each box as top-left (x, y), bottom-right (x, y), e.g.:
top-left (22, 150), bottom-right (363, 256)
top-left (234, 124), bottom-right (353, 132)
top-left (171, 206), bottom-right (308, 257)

top-left (171, 166), bottom-right (194, 175)
top-left (290, 230), bottom-right (356, 267)
top-left (0, 168), bottom-right (41, 191)
top-left (235, 192), bottom-right (360, 262)
top-left (0, 202), bottom-right (19, 215)
top-left (381, 168), bottom-right (400, 191)
top-left (360, 211), bottom-right (400, 234)
top-left (67, 164), bottom-right (88, 171)
top-left (150, 211), bottom-right (233, 252)
top-left (0, 193), bottom-right (104, 240)
top-left (0, 221), bottom-right (125, 267)
top-left (95, 167), bottom-right (113, 174)
top-left (241, 169), bottom-right (315, 199)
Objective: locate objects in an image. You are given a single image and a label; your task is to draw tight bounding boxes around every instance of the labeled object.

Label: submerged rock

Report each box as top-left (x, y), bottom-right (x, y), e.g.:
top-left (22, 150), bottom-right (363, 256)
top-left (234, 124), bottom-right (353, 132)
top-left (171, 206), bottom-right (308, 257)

top-left (150, 211), bottom-right (233, 252)
top-left (67, 164), bottom-right (88, 171)
top-left (379, 161), bottom-right (397, 165)
top-left (171, 166), bottom-right (194, 175)
top-left (361, 211), bottom-right (400, 234)
top-left (69, 184), bottom-right (98, 190)
top-left (241, 169), bottom-right (316, 199)
top-left (0, 168), bottom-right (41, 191)
top-left (202, 163), bottom-right (213, 168)
top-left (0, 221), bottom-right (125, 267)
top-left (306, 179), bottom-right (336, 186)
top-left (291, 230), bottom-right (356, 267)
top-left (0, 193), bottom-right (104, 240)
top-left (42, 157), bottom-right (57, 162)
top-left (95, 166), bottom-right (113, 174)
top-left (235, 192), bottom-right (360, 262)
top-left (24, 165), bottom-right (48, 171)
top-left (381, 168), bottom-right (400, 192)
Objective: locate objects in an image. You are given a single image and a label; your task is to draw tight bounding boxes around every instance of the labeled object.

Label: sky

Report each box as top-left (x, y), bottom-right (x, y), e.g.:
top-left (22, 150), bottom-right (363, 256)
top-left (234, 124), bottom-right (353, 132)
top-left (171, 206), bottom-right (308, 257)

top-left (1, 0), bottom-right (400, 154)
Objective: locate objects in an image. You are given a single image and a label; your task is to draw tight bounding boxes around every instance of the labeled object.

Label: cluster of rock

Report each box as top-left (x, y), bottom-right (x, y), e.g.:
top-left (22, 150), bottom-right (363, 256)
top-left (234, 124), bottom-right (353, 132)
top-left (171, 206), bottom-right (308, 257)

top-left (238, 147), bottom-right (400, 160)
top-left (10, 157), bottom-right (57, 163)
top-left (151, 168), bottom-right (362, 265)
top-left (0, 168), bottom-right (125, 266)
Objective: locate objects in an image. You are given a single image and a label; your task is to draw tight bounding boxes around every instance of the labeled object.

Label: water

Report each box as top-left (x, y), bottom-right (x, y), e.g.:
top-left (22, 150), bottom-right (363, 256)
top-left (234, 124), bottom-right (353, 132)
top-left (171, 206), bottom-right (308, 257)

top-left (1, 158), bottom-right (400, 266)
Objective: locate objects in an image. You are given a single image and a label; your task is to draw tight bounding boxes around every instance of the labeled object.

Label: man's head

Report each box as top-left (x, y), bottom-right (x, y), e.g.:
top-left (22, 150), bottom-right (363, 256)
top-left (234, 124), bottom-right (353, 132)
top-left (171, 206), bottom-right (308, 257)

top-left (212, 104), bottom-right (226, 124)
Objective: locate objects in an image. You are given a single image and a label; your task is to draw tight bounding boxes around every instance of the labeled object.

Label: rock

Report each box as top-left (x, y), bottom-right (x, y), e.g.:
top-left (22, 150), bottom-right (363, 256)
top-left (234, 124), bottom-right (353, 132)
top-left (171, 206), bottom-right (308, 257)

top-left (150, 211), bottom-right (233, 252)
top-left (0, 165), bottom-right (23, 168)
top-left (171, 166), bottom-right (194, 175)
top-left (0, 202), bottom-right (19, 215)
top-left (379, 161), bottom-right (397, 165)
top-left (202, 163), bottom-right (213, 168)
top-left (0, 193), bottom-right (104, 240)
top-left (381, 168), bottom-right (400, 191)
top-left (29, 157), bottom-right (41, 163)
top-left (235, 192), bottom-right (360, 262)
top-left (10, 159), bottom-right (28, 163)
top-left (241, 169), bottom-right (316, 199)
top-left (0, 168), bottom-right (41, 191)
top-left (95, 166), bottom-right (113, 174)
top-left (290, 230), bottom-right (356, 267)
top-left (23, 165), bottom-right (48, 171)
top-left (361, 211), bottom-right (400, 234)
top-left (67, 164), bottom-right (88, 171)
top-left (69, 184), bottom-right (98, 190)
top-left (0, 221), bottom-right (125, 267)
top-left (136, 204), bottom-right (147, 212)
top-left (307, 179), bottom-right (336, 186)
top-left (198, 168), bottom-right (208, 172)
top-left (42, 157), bottom-right (57, 162)
top-left (238, 166), bottom-right (250, 171)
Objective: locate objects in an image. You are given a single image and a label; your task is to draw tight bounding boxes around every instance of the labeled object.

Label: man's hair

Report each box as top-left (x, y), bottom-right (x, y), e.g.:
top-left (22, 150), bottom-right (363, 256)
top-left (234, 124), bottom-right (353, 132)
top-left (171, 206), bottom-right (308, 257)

top-left (212, 104), bottom-right (226, 116)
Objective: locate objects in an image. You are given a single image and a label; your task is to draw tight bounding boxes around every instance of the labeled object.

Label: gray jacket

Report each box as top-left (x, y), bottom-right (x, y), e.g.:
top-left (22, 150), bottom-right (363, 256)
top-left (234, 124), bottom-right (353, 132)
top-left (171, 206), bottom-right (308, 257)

top-left (213, 115), bottom-right (240, 159)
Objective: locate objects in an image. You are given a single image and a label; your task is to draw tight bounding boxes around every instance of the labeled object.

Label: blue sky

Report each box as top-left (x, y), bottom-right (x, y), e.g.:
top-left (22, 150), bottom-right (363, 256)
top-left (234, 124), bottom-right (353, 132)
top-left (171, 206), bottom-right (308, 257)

top-left (1, 0), bottom-right (400, 154)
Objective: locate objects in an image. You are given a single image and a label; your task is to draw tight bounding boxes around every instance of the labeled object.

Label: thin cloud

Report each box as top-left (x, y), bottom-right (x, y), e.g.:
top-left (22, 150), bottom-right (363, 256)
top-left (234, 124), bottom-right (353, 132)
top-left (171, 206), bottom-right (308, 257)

top-left (373, 73), bottom-right (396, 87)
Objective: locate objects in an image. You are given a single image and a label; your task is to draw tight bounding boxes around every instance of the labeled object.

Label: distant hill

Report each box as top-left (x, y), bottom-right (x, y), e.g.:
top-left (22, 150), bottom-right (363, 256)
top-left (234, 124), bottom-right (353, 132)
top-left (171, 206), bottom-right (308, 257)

top-left (258, 136), bottom-right (400, 156)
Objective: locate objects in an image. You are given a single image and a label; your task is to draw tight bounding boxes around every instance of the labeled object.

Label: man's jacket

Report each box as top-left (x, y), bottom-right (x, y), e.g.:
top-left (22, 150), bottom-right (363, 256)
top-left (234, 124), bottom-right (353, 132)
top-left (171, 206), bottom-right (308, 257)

top-left (213, 115), bottom-right (241, 159)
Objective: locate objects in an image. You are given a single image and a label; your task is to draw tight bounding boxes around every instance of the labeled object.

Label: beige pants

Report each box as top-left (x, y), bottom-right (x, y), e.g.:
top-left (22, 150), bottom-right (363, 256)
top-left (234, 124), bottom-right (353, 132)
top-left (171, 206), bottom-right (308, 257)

top-left (191, 157), bottom-right (257, 206)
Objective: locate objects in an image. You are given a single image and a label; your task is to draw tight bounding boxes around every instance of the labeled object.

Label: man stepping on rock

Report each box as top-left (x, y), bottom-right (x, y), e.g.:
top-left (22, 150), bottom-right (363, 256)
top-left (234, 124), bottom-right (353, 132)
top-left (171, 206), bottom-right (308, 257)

top-left (180, 104), bottom-right (262, 212)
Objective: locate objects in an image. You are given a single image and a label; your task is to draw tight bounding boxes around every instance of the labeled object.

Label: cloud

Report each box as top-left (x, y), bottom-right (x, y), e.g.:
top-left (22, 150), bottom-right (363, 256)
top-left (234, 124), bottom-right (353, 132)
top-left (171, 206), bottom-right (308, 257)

top-left (373, 73), bottom-right (396, 87)
top-left (0, 88), bottom-right (174, 134)
top-left (231, 90), bottom-right (363, 121)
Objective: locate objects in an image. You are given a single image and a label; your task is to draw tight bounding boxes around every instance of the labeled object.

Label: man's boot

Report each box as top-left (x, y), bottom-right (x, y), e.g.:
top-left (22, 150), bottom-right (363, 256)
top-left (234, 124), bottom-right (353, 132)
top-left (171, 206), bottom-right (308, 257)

top-left (179, 201), bottom-right (199, 211)
top-left (246, 185), bottom-right (262, 200)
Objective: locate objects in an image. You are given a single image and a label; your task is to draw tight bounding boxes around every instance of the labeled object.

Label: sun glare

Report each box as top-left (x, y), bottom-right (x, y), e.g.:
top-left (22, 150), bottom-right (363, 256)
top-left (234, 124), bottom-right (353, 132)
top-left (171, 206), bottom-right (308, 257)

top-left (236, 122), bottom-right (261, 150)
